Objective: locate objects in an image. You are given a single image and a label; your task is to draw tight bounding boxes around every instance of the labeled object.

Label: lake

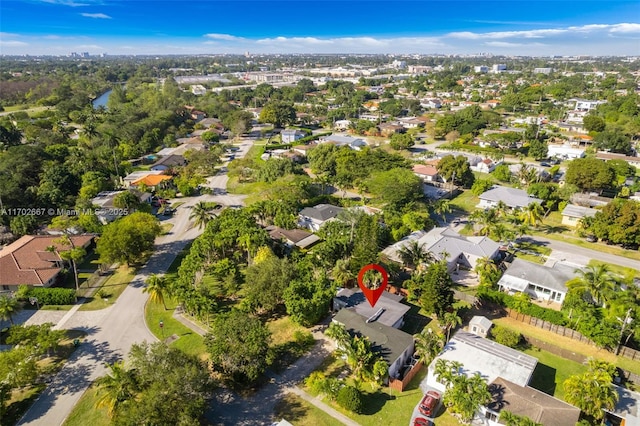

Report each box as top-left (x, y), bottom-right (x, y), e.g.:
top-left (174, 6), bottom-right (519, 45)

top-left (92, 89), bottom-right (112, 109)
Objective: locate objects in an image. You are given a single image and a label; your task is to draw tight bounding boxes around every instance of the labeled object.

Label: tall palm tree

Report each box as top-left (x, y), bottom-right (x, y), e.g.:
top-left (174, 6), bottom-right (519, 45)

top-left (567, 264), bottom-right (617, 307)
top-left (95, 361), bottom-right (138, 418)
top-left (144, 274), bottom-right (168, 310)
top-left (332, 258), bottom-right (354, 287)
top-left (518, 202), bottom-right (545, 228)
top-left (53, 235), bottom-right (86, 292)
top-left (517, 163), bottom-right (537, 187)
top-left (442, 310), bottom-right (463, 342)
top-left (0, 296), bottom-right (20, 325)
top-left (413, 327), bottom-right (445, 366)
top-left (434, 359), bottom-right (462, 389)
top-left (189, 201), bottom-right (214, 229)
top-left (432, 199), bottom-right (452, 225)
top-left (397, 241), bottom-right (434, 271)
top-left (470, 208), bottom-right (499, 236)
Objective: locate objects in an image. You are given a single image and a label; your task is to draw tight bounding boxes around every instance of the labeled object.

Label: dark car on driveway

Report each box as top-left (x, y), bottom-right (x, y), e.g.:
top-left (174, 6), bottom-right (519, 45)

top-left (418, 390), bottom-right (441, 417)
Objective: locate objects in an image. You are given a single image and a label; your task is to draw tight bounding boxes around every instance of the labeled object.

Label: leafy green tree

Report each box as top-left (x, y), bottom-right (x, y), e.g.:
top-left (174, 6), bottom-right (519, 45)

top-left (244, 256), bottom-right (294, 313)
top-left (413, 327), bottom-right (445, 366)
top-left (528, 138), bottom-right (548, 160)
top-left (563, 358), bottom-right (618, 421)
top-left (389, 133), bottom-right (414, 150)
top-left (95, 361), bottom-right (139, 419)
top-left (206, 310), bottom-right (271, 384)
top-left (6, 323), bottom-right (66, 357)
top-left (436, 155), bottom-right (475, 188)
top-left (259, 101), bottom-right (296, 127)
top-left (284, 275), bottom-right (335, 326)
top-left (594, 130), bottom-right (632, 154)
top-left (492, 164), bottom-right (512, 182)
top-left (336, 385), bottom-right (363, 413)
top-left (583, 115), bottom-right (606, 132)
top-left (365, 168), bottom-right (422, 209)
top-left (471, 178), bottom-right (494, 196)
top-left (9, 214), bottom-right (38, 237)
top-left (490, 326), bottom-right (522, 348)
top-left (144, 274), bottom-right (168, 310)
top-left (350, 214), bottom-right (386, 272)
top-left (418, 261), bottom-right (455, 319)
top-left (112, 191), bottom-right (141, 210)
top-left (0, 296), bottom-right (20, 325)
top-left (565, 158), bottom-right (615, 192)
top-left (585, 199), bottom-right (640, 247)
top-left (97, 212), bottom-right (162, 266)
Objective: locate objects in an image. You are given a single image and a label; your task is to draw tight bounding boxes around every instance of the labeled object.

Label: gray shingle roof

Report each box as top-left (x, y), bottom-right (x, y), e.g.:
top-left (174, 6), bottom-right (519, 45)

top-left (299, 204), bottom-right (344, 221)
top-left (333, 309), bottom-right (414, 367)
top-left (479, 186), bottom-right (543, 209)
top-left (561, 204), bottom-right (598, 219)
top-left (498, 258), bottom-right (577, 293)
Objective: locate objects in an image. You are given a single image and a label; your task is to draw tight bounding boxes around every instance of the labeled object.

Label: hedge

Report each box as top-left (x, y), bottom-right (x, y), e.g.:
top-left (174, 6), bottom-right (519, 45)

top-left (337, 385), bottom-right (362, 413)
top-left (477, 288), bottom-right (567, 325)
top-left (26, 287), bottom-right (76, 305)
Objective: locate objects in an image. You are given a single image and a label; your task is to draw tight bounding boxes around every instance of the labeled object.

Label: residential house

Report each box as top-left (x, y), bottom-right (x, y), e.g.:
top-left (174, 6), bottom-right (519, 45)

top-left (298, 204), bottom-right (344, 232)
top-left (573, 99), bottom-right (606, 111)
top-left (281, 129), bottom-right (307, 144)
top-left (596, 152), bottom-right (640, 169)
top-left (130, 174), bottom-right (173, 191)
top-left (333, 308), bottom-right (415, 381)
top-left (547, 144), bottom-right (586, 160)
top-left (333, 288), bottom-right (410, 329)
top-left (398, 117), bottom-right (424, 129)
top-left (472, 158), bottom-right (500, 173)
top-left (561, 204), bottom-right (598, 227)
top-left (319, 134), bottom-right (367, 151)
top-left (292, 143), bottom-right (317, 157)
top-left (0, 235), bottom-right (93, 291)
top-left (469, 316), bottom-right (493, 338)
top-left (265, 225), bottom-right (320, 250)
top-left (477, 186), bottom-right (543, 210)
top-left (382, 227), bottom-right (501, 272)
top-left (378, 122), bottom-right (404, 136)
top-left (150, 154), bottom-right (186, 171)
top-left (485, 378), bottom-right (580, 426)
top-left (420, 99), bottom-right (442, 109)
top-left (497, 258), bottom-right (577, 304)
top-left (91, 190), bottom-right (152, 224)
top-left (122, 170), bottom-right (167, 188)
top-left (412, 164), bottom-right (440, 183)
top-left (604, 385), bottom-right (640, 426)
top-left (334, 119), bottom-right (352, 130)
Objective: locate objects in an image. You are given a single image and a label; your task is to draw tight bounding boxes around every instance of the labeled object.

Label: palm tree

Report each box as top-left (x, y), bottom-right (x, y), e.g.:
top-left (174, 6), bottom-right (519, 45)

top-left (518, 202), bottom-right (545, 227)
top-left (189, 201), bottom-right (214, 229)
top-left (474, 256), bottom-right (501, 287)
top-left (413, 327), bottom-right (445, 366)
top-left (432, 199), bottom-right (452, 225)
top-left (434, 359), bottom-right (462, 389)
top-left (500, 411), bottom-right (542, 426)
top-left (95, 361), bottom-right (138, 418)
top-left (516, 163), bottom-right (537, 187)
top-left (470, 208), bottom-right (499, 236)
top-left (52, 235), bottom-right (86, 292)
top-left (567, 264), bottom-right (617, 307)
top-left (332, 258), bottom-right (354, 287)
top-left (397, 241), bottom-right (434, 271)
top-left (563, 359), bottom-right (618, 421)
top-left (442, 310), bottom-right (463, 341)
top-left (0, 296), bottom-right (20, 325)
top-left (143, 274), bottom-right (168, 310)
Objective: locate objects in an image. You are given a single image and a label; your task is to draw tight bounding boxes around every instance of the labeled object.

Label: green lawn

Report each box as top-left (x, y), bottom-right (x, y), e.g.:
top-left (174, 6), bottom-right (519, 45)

top-left (522, 347), bottom-right (587, 401)
top-left (78, 266), bottom-right (136, 311)
top-left (448, 190), bottom-right (478, 215)
top-left (62, 385), bottom-right (110, 426)
top-left (273, 393), bottom-right (343, 426)
top-left (306, 356), bottom-right (435, 426)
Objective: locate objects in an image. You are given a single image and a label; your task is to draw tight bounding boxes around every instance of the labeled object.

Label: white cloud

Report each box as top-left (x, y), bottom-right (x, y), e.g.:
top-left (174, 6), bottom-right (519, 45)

top-left (0, 40), bottom-right (29, 47)
top-left (484, 41), bottom-right (547, 48)
top-left (204, 33), bottom-right (244, 41)
top-left (608, 23), bottom-right (640, 34)
top-left (446, 23), bottom-right (640, 41)
top-left (80, 12), bottom-right (111, 19)
top-left (39, 0), bottom-right (93, 6)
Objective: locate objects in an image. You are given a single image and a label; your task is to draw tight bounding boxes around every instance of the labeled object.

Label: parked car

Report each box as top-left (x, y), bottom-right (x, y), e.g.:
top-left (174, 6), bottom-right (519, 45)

top-left (586, 234), bottom-right (597, 242)
top-left (414, 417), bottom-right (432, 426)
top-left (418, 391), bottom-right (441, 417)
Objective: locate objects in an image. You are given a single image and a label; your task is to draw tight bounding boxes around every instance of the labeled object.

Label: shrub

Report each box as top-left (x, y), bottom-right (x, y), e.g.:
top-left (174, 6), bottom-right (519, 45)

top-left (491, 325), bottom-right (522, 348)
top-left (477, 288), bottom-right (567, 325)
top-left (336, 385), bottom-right (362, 413)
top-left (26, 287), bottom-right (76, 305)
top-left (293, 330), bottom-right (315, 349)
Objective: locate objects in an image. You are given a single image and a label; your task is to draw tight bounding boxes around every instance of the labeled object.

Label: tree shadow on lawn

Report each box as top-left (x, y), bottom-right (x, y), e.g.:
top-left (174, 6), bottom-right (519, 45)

top-left (527, 362), bottom-right (557, 396)
top-left (360, 389), bottom-right (395, 415)
top-left (274, 394), bottom-right (310, 422)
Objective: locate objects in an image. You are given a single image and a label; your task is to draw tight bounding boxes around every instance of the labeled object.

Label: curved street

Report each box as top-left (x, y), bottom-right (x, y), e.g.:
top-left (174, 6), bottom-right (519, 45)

top-left (16, 137), bottom-right (254, 426)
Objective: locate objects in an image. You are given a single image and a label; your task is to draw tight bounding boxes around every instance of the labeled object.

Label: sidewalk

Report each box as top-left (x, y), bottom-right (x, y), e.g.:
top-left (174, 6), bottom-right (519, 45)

top-left (172, 308), bottom-right (208, 336)
top-left (287, 386), bottom-right (360, 426)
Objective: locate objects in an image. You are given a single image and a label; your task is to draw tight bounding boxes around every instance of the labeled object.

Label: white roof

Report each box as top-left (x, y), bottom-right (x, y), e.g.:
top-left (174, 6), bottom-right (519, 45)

top-left (479, 186), bottom-right (543, 209)
top-left (431, 331), bottom-right (537, 387)
top-left (123, 170), bottom-right (165, 182)
top-left (498, 258), bottom-right (578, 293)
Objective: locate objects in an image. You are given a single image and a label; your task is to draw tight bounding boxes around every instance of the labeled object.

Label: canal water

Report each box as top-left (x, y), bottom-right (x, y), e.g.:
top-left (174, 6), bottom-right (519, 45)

top-left (92, 89), bottom-right (112, 109)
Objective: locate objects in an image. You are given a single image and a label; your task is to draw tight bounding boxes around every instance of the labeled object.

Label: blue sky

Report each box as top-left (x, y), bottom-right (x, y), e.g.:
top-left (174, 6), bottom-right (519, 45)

top-left (1, 1), bottom-right (639, 56)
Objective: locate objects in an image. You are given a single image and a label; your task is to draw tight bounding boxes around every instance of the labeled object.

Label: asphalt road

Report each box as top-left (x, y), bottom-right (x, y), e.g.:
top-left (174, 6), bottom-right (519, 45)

top-left (17, 137), bottom-right (255, 426)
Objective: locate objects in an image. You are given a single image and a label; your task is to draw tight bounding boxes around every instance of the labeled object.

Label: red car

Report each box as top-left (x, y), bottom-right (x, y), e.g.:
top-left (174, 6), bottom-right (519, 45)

top-left (418, 390), bottom-right (440, 417)
top-left (414, 417), bottom-right (432, 426)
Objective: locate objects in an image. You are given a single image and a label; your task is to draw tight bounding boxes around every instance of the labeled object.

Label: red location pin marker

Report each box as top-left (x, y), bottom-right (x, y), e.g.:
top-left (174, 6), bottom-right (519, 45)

top-left (357, 264), bottom-right (389, 308)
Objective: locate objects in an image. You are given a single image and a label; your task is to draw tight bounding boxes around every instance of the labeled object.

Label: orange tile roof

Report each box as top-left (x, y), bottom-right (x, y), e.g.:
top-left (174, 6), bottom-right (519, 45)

top-left (413, 164), bottom-right (439, 176)
top-left (131, 174), bottom-right (173, 186)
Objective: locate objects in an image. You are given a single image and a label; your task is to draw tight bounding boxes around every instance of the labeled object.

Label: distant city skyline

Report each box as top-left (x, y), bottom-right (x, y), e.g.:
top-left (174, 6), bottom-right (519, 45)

top-left (1, 0), bottom-right (639, 56)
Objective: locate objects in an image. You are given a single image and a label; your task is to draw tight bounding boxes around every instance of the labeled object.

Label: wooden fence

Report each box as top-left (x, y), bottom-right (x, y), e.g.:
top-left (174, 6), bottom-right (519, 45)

top-left (389, 361), bottom-right (423, 392)
top-left (506, 308), bottom-right (640, 362)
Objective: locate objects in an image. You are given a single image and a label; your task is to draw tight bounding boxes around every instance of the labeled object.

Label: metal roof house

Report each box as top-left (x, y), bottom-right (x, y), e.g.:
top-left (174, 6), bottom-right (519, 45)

top-left (497, 258), bottom-right (578, 304)
top-left (561, 204), bottom-right (598, 227)
top-left (477, 186), bottom-right (543, 210)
